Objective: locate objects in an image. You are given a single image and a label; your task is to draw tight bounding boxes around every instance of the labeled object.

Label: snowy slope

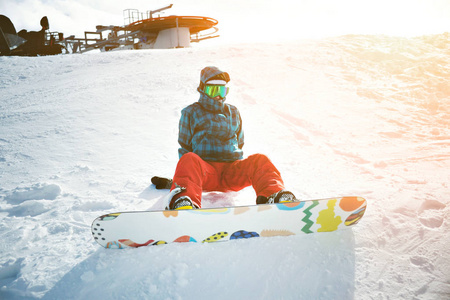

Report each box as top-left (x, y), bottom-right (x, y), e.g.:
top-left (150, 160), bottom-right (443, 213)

top-left (1, 35), bottom-right (449, 299)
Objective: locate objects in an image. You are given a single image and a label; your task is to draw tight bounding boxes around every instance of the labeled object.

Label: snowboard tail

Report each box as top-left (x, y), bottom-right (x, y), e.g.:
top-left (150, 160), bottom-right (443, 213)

top-left (92, 196), bottom-right (367, 249)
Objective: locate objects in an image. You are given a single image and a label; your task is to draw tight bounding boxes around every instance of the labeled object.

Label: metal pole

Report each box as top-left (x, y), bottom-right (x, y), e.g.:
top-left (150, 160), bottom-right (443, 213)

top-left (176, 17), bottom-right (180, 48)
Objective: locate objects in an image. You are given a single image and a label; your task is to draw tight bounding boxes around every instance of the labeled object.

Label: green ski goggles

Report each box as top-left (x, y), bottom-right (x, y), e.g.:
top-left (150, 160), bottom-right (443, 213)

top-left (204, 85), bottom-right (229, 98)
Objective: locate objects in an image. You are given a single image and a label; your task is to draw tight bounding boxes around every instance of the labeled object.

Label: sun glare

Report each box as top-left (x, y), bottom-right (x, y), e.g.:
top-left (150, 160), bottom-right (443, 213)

top-left (213, 0), bottom-right (450, 42)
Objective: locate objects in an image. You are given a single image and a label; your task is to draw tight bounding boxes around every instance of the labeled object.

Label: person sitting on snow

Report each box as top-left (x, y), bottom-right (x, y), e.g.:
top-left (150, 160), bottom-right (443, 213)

top-left (167, 66), bottom-right (297, 210)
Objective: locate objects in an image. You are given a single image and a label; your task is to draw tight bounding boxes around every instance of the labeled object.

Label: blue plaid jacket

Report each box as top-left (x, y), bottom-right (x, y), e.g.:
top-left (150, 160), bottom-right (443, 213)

top-left (178, 67), bottom-right (244, 162)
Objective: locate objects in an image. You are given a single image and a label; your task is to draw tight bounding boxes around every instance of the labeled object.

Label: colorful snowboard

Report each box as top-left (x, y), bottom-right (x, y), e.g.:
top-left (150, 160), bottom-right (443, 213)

top-left (91, 196), bottom-right (367, 249)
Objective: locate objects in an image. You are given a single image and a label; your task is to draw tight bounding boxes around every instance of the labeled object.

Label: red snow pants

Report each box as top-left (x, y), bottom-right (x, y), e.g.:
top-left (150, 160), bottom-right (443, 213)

top-left (170, 152), bottom-right (285, 208)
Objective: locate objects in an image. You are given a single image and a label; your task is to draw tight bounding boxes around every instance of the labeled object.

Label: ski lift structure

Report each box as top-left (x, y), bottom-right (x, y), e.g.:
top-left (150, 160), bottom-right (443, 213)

top-left (64, 4), bottom-right (219, 53)
top-left (0, 4), bottom-right (219, 56)
top-left (0, 15), bottom-right (65, 56)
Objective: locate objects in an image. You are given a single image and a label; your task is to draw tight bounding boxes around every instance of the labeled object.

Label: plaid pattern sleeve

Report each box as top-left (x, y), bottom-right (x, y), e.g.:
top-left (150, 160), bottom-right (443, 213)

top-left (178, 108), bottom-right (193, 158)
top-left (237, 110), bottom-right (244, 149)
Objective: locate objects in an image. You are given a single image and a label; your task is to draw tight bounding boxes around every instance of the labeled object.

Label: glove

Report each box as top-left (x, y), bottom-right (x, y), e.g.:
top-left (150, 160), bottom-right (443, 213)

top-left (151, 176), bottom-right (173, 189)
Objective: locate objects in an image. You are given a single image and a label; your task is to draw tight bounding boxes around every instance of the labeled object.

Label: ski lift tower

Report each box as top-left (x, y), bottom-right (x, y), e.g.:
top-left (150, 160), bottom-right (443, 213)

top-left (122, 4), bottom-right (218, 49)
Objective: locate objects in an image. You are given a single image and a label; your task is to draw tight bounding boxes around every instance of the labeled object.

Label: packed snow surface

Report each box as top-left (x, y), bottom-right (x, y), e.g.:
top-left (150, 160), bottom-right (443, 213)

top-left (1, 34), bottom-right (449, 299)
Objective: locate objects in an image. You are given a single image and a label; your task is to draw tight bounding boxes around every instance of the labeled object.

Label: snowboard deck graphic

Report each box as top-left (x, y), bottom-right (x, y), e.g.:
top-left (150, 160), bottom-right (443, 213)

top-left (91, 196), bottom-right (367, 249)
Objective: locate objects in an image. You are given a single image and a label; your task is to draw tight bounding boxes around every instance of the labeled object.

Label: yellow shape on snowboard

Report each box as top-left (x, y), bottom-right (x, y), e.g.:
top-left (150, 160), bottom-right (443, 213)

top-left (317, 199), bottom-right (342, 232)
top-left (202, 232), bottom-right (228, 243)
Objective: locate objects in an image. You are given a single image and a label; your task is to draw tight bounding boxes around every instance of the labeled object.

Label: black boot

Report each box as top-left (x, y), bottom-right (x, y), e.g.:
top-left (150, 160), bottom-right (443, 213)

top-left (256, 190), bottom-right (298, 204)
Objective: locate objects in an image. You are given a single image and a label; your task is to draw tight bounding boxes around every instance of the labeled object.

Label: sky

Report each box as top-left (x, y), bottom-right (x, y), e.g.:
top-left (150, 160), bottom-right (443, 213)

top-left (1, 0), bottom-right (450, 43)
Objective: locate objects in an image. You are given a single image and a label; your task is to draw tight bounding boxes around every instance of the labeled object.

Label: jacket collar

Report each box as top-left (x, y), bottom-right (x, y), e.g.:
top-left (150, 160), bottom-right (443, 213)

top-left (198, 90), bottom-right (226, 113)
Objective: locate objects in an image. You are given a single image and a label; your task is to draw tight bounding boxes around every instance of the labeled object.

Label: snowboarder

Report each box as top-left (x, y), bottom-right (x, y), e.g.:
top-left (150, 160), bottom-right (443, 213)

top-left (167, 66), bottom-right (297, 210)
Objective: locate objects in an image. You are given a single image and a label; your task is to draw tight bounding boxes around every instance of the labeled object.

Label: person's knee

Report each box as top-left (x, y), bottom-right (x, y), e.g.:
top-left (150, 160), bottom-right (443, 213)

top-left (248, 153), bottom-right (271, 165)
top-left (179, 152), bottom-right (202, 163)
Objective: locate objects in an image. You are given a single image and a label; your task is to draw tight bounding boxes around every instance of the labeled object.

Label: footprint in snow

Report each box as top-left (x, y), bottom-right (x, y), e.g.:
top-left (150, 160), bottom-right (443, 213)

top-left (4, 183), bottom-right (61, 204)
top-left (417, 199), bottom-right (446, 229)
